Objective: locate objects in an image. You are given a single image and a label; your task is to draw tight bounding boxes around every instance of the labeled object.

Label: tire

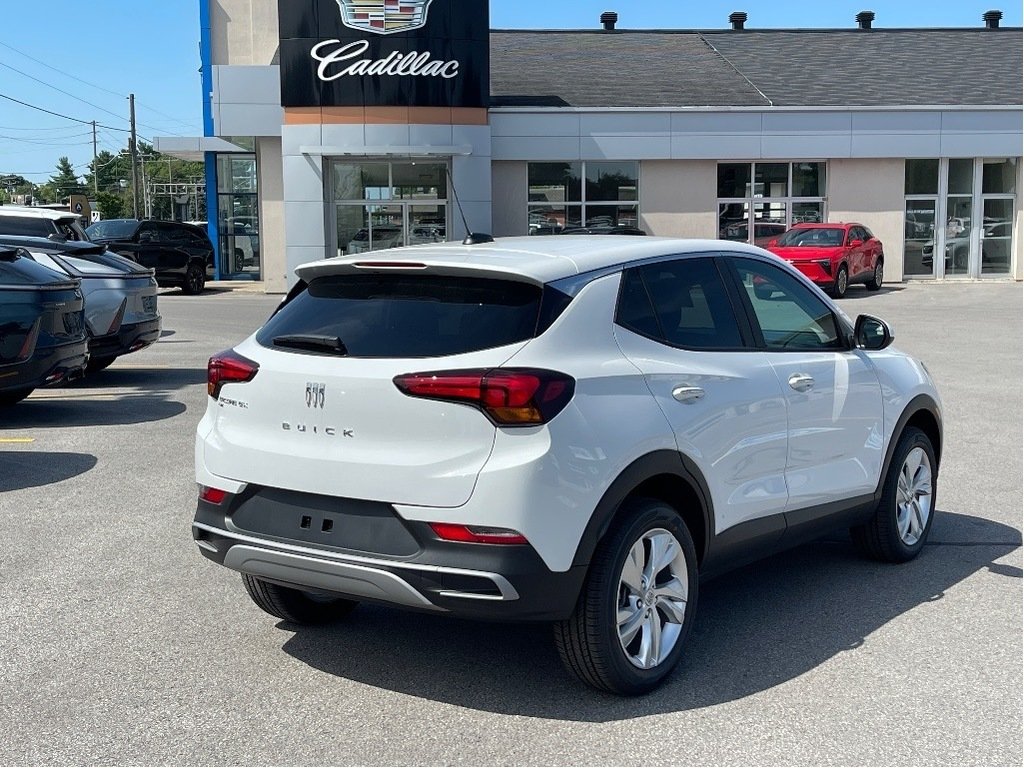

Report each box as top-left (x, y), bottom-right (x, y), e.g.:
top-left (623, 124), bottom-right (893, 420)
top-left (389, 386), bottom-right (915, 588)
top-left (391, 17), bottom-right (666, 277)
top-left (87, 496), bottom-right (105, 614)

top-left (86, 356), bottom-right (116, 373)
top-left (851, 427), bottom-right (937, 563)
top-left (554, 498), bottom-right (699, 695)
top-left (0, 387), bottom-right (33, 406)
top-left (866, 258), bottom-right (884, 291)
top-left (182, 263), bottom-right (206, 295)
top-left (241, 574), bottom-right (358, 624)
top-left (830, 264), bottom-right (849, 299)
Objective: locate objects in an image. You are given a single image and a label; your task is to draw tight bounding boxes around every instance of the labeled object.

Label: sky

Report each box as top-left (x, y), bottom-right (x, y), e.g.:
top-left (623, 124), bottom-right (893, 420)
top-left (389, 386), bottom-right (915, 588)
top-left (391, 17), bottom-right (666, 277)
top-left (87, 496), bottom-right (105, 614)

top-left (0, 0), bottom-right (1020, 184)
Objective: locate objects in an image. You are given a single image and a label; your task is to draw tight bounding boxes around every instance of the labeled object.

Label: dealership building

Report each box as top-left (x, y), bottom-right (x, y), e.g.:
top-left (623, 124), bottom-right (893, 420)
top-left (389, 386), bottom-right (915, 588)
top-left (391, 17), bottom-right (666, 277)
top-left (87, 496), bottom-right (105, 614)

top-left (156, 2), bottom-right (1023, 292)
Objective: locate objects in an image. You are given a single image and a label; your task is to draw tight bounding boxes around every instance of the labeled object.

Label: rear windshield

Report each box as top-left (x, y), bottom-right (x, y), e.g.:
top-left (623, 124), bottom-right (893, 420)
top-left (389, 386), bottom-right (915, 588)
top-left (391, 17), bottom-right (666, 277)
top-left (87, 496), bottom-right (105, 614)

top-left (0, 251), bottom-right (74, 286)
top-left (86, 220), bottom-right (139, 240)
top-left (777, 228), bottom-right (845, 247)
top-left (0, 217), bottom-right (56, 238)
top-left (257, 275), bottom-right (550, 358)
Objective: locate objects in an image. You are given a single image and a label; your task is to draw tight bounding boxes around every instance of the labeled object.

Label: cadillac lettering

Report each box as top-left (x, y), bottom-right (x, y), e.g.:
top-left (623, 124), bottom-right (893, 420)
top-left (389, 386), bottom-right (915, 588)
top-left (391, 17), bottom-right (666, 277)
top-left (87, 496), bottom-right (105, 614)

top-left (312, 40), bottom-right (460, 82)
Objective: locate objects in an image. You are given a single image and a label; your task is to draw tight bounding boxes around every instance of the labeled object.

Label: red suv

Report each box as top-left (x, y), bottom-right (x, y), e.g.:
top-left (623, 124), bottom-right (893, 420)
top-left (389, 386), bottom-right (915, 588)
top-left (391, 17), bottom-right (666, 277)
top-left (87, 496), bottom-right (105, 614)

top-left (766, 223), bottom-right (884, 298)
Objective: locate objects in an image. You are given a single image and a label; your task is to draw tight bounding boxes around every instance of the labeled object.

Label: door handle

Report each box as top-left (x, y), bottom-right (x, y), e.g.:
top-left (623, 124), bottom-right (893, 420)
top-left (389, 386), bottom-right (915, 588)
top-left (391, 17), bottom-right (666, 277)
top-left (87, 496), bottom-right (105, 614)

top-left (672, 386), bottom-right (705, 403)
top-left (788, 373), bottom-right (815, 392)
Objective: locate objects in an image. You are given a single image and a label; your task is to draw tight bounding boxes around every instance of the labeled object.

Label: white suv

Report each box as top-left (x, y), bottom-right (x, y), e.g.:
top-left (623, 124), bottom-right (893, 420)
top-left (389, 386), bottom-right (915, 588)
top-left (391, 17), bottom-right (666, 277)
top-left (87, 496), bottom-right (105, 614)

top-left (194, 236), bottom-right (942, 695)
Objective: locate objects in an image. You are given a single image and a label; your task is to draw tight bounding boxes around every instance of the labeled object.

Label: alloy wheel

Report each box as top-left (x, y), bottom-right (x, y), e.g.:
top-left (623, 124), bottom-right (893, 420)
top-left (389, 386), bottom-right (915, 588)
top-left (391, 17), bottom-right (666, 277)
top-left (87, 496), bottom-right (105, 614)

top-left (896, 447), bottom-right (933, 546)
top-left (616, 528), bottom-right (689, 670)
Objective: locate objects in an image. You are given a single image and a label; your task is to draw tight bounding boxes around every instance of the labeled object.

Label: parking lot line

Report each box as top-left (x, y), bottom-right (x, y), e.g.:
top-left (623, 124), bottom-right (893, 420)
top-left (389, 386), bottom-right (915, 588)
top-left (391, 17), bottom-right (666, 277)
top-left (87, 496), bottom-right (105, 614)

top-left (27, 393), bottom-right (118, 401)
top-left (0, 437), bottom-right (35, 444)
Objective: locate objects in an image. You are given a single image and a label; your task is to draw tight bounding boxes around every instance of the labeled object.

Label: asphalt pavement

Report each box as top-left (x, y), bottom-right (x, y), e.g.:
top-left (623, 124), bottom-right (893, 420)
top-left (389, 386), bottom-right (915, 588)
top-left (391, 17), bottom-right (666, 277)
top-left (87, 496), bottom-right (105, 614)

top-left (0, 280), bottom-right (1020, 765)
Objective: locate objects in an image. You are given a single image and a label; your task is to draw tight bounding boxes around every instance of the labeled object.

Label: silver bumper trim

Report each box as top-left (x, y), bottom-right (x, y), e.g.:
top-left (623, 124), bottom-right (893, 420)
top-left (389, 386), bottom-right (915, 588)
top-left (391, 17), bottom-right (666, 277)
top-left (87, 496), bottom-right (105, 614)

top-left (193, 522), bottom-right (520, 603)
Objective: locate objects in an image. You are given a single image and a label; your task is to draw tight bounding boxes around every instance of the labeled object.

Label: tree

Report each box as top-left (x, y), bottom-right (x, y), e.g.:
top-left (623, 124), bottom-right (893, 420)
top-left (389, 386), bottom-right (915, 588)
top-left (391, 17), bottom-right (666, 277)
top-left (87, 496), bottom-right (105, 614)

top-left (95, 191), bottom-right (128, 220)
top-left (48, 157), bottom-right (84, 202)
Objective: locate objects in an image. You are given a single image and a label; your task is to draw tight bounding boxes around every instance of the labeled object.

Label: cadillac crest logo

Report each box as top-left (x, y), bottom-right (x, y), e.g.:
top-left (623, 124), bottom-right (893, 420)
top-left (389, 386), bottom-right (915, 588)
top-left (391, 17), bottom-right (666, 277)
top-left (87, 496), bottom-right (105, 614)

top-left (336, 0), bottom-right (435, 35)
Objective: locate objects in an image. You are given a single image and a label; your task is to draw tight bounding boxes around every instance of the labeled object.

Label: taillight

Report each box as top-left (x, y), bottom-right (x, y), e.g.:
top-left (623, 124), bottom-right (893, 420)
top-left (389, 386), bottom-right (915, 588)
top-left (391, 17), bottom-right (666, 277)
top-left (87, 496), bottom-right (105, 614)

top-left (208, 349), bottom-right (259, 399)
top-left (429, 523), bottom-right (528, 545)
top-left (199, 486), bottom-right (228, 504)
top-left (393, 368), bottom-right (575, 426)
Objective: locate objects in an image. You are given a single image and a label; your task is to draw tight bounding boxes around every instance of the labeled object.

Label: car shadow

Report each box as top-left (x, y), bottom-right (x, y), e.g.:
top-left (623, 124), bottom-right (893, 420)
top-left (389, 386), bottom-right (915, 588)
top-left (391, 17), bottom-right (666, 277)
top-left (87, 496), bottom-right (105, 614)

top-left (0, 394), bottom-right (187, 427)
top-left (279, 511), bottom-right (1020, 721)
top-left (72, 367), bottom-right (207, 390)
top-left (0, 451), bottom-right (98, 492)
top-left (840, 285), bottom-right (906, 300)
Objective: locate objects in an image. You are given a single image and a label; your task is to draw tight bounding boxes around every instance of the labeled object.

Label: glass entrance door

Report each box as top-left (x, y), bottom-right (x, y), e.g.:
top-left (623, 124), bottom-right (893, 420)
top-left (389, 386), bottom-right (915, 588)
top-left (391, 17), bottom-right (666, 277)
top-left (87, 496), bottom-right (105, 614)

top-left (981, 197), bottom-right (1014, 276)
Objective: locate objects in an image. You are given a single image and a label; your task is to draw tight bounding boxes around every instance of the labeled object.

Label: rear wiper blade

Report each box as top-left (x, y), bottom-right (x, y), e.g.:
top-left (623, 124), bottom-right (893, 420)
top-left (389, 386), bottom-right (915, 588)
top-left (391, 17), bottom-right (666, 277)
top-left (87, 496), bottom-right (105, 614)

top-left (272, 334), bottom-right (348, 355)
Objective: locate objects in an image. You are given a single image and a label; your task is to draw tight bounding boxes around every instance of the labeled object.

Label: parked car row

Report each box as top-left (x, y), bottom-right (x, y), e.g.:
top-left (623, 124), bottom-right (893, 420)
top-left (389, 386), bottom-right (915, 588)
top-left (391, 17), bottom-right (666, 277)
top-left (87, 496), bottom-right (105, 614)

top-left (0, 208), bottom-right (168, 404)
top-left (0, 205), bottom-right (214, 295)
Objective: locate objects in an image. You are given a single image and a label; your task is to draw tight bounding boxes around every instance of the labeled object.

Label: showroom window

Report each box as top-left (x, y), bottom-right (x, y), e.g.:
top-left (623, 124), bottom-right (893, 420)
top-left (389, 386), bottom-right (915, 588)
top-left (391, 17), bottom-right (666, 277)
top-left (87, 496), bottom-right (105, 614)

top-left (717, 162), bottom-right (827, 246)
top-left (904, 158), bottom-right (1017, 279)
top-left (527, 161), bottom-right (639, 233)
top-left (216, 153), bottom-right (260, 279)
top-left (329, 161), bottom-right (448, 257)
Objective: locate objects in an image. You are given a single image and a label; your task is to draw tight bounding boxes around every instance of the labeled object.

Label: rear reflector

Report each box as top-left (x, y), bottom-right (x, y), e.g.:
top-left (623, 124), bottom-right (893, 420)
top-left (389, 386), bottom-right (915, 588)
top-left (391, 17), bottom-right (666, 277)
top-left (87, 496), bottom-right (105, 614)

top-left (208, 349), bottom-right (259, 399)
top-left (429, 523), bottom-right (528, 545)
top-left (199, 486), bottom-right (228, 504)
top-left (17, 319), bottom-right (41, 361)
top-left (394, 368), bottom-right (575, 426)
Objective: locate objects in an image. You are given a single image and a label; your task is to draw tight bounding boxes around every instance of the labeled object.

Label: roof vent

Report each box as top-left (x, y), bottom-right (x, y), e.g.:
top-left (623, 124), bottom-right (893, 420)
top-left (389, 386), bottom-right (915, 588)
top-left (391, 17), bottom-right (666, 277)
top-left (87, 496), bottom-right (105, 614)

top-left (856, 10), bottom-right (875, 29)
top-left (983, 10), bottom-right (1003, 28)
top-left (729, 11), bottom-right (747, 30)
top-left (600, 11), bottom-right (618, 31)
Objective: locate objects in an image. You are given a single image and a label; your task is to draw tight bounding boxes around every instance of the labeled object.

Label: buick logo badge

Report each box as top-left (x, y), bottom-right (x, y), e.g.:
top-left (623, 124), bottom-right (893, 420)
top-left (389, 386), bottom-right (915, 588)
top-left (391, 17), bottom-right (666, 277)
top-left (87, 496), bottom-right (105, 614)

top-left (306, 382), bottom-right (326, 409)
top-left (336, 0), bottom-right (435, 35)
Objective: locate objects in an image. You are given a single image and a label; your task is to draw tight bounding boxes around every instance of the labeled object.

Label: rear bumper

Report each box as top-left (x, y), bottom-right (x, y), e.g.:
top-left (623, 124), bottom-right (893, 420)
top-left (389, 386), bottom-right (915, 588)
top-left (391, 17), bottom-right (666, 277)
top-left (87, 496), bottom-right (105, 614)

top-left (0, 338), bottom-right (88, 392)
top-left (787, 260), bottom-right (835, 285)
top-left (192, 489), bottom-right (587, 621)
top-left (89, 317), bottom-right (162, 360)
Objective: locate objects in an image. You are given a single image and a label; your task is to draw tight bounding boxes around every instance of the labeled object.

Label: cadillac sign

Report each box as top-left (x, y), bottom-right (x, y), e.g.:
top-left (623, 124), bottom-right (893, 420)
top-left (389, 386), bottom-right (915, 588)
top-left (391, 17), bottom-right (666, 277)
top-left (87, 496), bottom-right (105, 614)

top-left (278, 0), bottom-right (490, 109)
top-left (336, 0), bottom-right (435, 35)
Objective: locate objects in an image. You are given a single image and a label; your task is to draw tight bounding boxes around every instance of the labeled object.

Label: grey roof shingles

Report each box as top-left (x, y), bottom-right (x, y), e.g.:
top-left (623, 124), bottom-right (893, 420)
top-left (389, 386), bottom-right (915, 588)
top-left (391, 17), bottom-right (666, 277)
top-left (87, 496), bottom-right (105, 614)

top-left (489, 28), bottom-right (1023, 108)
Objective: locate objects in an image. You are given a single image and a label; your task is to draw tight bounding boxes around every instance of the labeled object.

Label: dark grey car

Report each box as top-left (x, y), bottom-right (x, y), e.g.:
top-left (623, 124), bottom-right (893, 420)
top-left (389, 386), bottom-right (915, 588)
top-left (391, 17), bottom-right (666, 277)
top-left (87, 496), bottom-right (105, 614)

top-left (0, 237), bottom-right (162, 372)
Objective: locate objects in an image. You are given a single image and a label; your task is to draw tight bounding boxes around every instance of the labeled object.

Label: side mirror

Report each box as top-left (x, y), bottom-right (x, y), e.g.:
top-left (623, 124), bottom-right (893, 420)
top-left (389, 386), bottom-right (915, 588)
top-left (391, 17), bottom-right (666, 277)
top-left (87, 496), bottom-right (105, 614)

top-left (849, 239), bottom-right (864, 248)
top-left (855, 314), bottom-right (894, 351)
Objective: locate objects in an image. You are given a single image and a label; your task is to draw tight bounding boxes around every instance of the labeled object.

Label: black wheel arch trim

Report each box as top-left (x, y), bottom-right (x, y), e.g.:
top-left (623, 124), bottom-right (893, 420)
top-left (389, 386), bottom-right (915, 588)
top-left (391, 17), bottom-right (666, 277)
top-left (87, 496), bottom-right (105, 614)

top-left (571, 450), bottom-right (714, 569)
top-left (876, 394), bottom-right (943, 498)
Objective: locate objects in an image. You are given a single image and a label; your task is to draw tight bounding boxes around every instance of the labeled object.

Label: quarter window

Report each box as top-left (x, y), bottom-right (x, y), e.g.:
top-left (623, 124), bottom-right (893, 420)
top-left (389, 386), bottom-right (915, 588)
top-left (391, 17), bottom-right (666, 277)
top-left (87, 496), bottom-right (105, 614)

top-left (617, 258), bottom-right (744, 350)
top-left (730, 258), bottom-right (843, 351)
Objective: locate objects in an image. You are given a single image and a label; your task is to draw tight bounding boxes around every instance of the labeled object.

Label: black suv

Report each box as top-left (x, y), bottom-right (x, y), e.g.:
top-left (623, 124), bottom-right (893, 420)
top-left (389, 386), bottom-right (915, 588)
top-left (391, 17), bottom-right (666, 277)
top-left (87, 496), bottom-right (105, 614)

top-left (86, 219), bottom-right (213, 295)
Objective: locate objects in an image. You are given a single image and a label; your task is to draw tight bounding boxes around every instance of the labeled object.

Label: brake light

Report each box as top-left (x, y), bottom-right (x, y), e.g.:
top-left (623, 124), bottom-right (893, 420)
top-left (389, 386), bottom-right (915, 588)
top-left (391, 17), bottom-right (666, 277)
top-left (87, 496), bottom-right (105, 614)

top-left (199, 486), bottom-right (228, 504)
top-left (208, 349), bottom-right (259, 399)
top-left (429, 523), bottom-right (528, 545)
top-left (393, 368), bottom-right (575, 426)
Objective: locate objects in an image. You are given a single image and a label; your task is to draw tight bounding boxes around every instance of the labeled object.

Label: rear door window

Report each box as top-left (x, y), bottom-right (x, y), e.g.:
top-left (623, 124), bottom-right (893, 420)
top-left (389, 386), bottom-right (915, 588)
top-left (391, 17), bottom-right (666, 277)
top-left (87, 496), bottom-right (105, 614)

top-left (616, 258), bottom-right (746, 350)
top-left (0, 217), bottom-right (56, 238)
top-left (256, 275), bottom-right (551, 358)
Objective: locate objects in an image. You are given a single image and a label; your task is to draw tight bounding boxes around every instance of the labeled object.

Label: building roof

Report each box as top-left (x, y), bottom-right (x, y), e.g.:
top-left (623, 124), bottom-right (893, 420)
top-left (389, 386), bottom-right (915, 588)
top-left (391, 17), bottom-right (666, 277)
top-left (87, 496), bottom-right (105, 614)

top-left (490, 28), bottom-right (1024, 108)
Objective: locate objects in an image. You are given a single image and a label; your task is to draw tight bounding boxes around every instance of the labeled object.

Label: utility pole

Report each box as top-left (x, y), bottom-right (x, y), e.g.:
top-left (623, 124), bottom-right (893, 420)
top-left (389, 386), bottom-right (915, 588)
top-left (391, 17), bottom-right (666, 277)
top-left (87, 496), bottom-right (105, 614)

top-left (129, 93), bottom-right (141, 219)
top-left (91, 121), bottom-right (98, 196)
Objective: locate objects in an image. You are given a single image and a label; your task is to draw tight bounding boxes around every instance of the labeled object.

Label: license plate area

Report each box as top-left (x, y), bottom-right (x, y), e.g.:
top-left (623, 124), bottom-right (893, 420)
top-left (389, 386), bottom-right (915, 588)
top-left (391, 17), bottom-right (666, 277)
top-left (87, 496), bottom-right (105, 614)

top-left (230, 487), bottom-right (420, 557)
top-left (141, 295), bottom-right (157, 314)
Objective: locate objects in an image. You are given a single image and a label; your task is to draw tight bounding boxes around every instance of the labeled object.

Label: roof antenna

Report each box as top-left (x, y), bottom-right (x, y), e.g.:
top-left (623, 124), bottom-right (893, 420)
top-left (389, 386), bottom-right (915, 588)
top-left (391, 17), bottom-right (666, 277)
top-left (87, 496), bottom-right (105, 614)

top-left (445, 165), bottom-right (494, 245)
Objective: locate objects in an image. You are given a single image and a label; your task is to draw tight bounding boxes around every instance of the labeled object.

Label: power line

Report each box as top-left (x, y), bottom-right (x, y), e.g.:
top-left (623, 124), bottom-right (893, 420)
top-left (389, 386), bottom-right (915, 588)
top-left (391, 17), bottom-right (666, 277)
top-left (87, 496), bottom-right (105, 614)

top-left (0, 92), bottom-right (130, 132)
top-left (0, 39), bottom-right (198, 130)
top-left (0, 59), bottom-right (133, 126)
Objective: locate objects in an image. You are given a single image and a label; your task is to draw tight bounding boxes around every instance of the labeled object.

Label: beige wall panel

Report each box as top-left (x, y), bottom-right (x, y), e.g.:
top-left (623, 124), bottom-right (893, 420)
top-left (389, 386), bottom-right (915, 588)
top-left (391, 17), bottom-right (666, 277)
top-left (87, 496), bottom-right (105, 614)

top-left (211, 0), bottom-right (279, 66)
top-left (639, 161), bottom-right (718, 238)
top-left (492, 161), bottom-right (528, 237)
top-left (257, 137), bottom-right (288, 293)
top-left (827, 158), bottom-right (906, 282)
